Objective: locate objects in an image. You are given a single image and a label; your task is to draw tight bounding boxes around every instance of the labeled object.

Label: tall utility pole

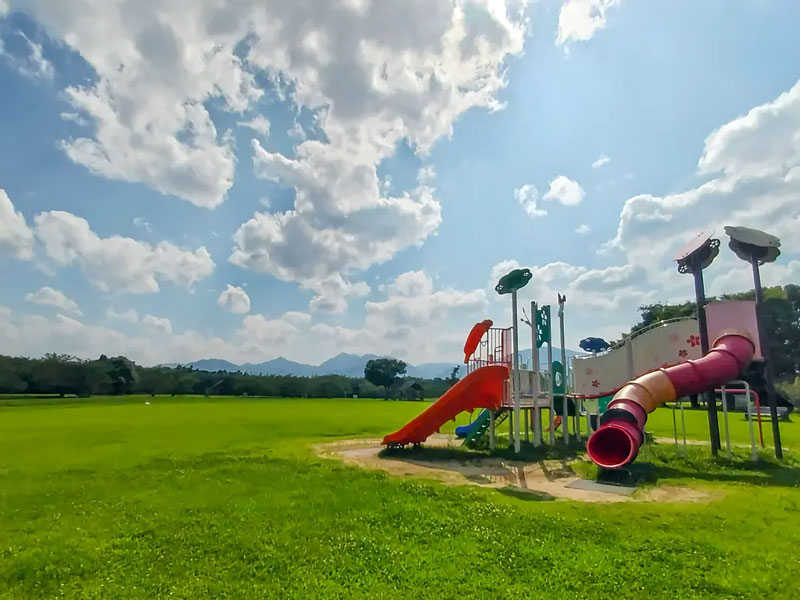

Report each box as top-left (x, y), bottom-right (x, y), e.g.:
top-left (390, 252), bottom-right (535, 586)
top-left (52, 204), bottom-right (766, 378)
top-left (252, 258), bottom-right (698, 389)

top-left (674, 231), bottom-right (721, 454)
top-left (726, 226), bottom-right (783, 459)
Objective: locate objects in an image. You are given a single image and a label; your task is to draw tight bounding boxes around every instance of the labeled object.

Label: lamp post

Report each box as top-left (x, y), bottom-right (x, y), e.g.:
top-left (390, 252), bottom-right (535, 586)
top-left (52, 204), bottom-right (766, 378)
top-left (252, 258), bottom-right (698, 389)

top-left (725, 226), bottom-right (783, 459)
top-left (674, 231), bottom-right (721, 454)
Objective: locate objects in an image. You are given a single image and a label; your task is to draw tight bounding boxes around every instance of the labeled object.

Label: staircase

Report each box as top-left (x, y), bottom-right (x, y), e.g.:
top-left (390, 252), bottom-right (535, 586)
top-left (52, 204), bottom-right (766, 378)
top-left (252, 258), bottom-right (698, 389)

top-left (463, 410), bottom-right (508, 448)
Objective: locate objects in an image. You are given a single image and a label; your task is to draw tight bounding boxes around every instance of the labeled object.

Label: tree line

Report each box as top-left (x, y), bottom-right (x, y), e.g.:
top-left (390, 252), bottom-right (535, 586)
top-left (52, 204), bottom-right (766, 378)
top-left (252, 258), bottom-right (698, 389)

top-left (0, 353), bottom-right (458, 400)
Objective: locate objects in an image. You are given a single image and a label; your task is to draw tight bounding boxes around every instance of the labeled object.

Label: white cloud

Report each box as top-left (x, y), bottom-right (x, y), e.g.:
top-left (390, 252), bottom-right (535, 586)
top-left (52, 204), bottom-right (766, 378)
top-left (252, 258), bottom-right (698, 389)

top-left (133, 217), bottom-right (152, 233)
top-left (25, 286), bottom-right (82, 315)
top-left (238, 115), bottom-right (271, 138)
top-left (543, 175), bottom-right (585, 206)
top-left (142, 314), bottom-right (172, 334)
top-left (607, 80), bottom-right (800, 280)
top-left (106, 307), bottom-right (139, 323)
top-left (284, 311), bottom-right (312, 326)
top-left (238, 313), bottom-right (302, 348)
top-left (230, 144), bottom-right (442, 286)
top-left (14, 0), bottom-right (529, 217)
top-left (0, 189), bottom-right (34, 260)
top-left (217, 284), bottom-right (251, 314)
top-left (0, 30), bottom-right (53, 80)
top-left (34, 210), bottom-right (215, 294)
top-left (575, 224), bottom-right (591, 234)
top-left (305, 273), bottom-right (370, 314)
top-left (310, 270), bottom-right (489, 361)
top-left (514, 184), bottom-right (546, 219)
top-left (592, 153), bottom-right (610, 169)
top-left (0, 310), bottom-right (242, 366)
top-left (556, 0), bottom-right (621, 46)
top-left (60, 112), bottom-right (88, 126)
top-left (698, 80), bottom-right (800, 179)
top-left (55, 313), bottom-right (84, 331)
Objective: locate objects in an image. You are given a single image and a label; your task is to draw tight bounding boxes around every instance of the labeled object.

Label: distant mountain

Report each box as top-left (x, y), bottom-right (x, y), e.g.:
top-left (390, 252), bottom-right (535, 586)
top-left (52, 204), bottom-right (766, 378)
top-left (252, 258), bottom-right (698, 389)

top-left (188, 359), bottom-right (242, 372)
top-left (181, 348), bottom-right (582, 379)
top-left (242, 357), bottom-right (316, 377)
top-left (518, 348), bottom-right (584, 369)
top-left (317, 353), bottom-right (382, 377)
top-left (407, 362), bottom-right (460, 379)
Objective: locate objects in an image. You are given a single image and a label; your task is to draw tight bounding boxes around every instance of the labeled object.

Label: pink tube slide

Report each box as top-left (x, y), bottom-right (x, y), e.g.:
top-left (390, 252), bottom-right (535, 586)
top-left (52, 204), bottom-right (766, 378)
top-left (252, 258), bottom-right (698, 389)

top-left (586, 331), bottom-right (755, 469)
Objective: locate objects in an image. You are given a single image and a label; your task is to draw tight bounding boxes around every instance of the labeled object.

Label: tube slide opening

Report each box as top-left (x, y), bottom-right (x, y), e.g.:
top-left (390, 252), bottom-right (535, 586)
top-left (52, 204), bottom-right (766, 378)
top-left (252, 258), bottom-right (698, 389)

top-left (587, 422), bottom-right (638, 469)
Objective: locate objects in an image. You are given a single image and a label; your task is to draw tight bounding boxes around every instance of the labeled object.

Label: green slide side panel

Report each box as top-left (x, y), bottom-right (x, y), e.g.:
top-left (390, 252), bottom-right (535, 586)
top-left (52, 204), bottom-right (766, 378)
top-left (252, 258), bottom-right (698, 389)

top-left (462, 409), bottom-right (492, 447)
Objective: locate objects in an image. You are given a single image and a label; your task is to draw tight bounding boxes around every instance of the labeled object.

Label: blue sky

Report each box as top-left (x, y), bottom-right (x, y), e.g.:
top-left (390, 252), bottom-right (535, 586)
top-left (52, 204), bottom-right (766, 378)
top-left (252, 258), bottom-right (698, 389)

top-left (1, 0), bottom-right (799, 366)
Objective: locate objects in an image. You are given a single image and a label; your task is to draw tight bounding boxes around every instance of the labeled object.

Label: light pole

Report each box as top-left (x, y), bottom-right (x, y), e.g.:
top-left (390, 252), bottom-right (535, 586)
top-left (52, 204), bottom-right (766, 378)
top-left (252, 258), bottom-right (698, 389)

top-left (674, 231), bottom-right (721, 454)
top-left (725, 226), bottom-right (783, 459)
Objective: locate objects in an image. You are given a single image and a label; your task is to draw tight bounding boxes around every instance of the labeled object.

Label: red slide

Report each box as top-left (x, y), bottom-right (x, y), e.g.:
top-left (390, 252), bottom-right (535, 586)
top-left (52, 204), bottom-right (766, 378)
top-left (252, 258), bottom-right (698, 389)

top-left (383, 365), bottom-right (509, 446)
top-left (587, 331), bottom-right (756, 469)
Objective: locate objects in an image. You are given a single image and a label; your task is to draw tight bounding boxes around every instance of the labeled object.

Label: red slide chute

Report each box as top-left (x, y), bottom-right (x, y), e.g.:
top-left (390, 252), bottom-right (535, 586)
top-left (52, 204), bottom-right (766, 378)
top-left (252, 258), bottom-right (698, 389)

top-left (463, 319), bottom-right (493, 364)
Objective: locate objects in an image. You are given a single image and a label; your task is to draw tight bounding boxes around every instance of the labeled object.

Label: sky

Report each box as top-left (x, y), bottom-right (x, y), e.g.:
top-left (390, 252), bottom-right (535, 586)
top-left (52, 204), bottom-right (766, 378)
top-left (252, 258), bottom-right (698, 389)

top-left (1, 0), bottom-right (799, 367)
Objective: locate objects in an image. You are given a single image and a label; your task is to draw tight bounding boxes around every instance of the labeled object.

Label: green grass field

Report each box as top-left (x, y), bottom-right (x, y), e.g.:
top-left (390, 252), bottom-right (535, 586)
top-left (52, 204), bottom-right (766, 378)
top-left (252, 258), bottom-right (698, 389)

top-left (2, 396), bottom-right (800, 599)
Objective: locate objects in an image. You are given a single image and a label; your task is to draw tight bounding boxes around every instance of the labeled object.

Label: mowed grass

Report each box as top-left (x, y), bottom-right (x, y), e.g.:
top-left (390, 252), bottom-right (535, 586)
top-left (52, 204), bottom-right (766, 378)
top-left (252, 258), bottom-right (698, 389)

top-left (1, 396), bottom-right (800, 599)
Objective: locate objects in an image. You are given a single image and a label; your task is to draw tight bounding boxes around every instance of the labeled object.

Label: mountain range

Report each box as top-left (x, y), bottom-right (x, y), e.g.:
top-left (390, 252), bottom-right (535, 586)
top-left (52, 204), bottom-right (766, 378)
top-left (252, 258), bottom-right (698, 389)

top-left (172, 348), bottom-right (583, 379)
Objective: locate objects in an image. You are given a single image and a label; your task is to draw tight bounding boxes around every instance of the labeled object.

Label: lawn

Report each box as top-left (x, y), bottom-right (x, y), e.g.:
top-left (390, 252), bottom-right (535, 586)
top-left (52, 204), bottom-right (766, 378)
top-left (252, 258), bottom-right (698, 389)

top-left (1, 395), bottom-right (800, 599)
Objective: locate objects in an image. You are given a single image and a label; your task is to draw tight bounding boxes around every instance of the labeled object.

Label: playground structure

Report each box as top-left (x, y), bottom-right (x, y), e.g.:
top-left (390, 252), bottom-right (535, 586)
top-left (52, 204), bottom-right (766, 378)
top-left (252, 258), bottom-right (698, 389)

top-left (383, 226), bottom-right (786, 472)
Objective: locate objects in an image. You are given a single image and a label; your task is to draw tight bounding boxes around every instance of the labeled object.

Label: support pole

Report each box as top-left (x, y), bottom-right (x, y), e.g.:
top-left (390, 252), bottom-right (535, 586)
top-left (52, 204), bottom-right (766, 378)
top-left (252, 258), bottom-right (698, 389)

top-left (511, 291), bottom-right (521, 454)
top-left (751, 258), bottom-right (783, 459)
top-left (721, 387), bottom-right (731, 458)
top-left (692, 267), bottom-right (721, 455)
top-left (558, 296), bottom-right (568, 445)
top-left (532, 301), bottom-right (542, 447)
top-left (546, 321), bottom-right (554, 446)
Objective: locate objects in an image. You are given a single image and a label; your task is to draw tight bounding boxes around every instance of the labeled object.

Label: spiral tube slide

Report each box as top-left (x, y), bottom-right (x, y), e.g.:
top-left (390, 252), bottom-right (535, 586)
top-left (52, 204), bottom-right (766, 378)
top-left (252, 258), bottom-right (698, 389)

top-left (586, 331), bottom-right (756, 469)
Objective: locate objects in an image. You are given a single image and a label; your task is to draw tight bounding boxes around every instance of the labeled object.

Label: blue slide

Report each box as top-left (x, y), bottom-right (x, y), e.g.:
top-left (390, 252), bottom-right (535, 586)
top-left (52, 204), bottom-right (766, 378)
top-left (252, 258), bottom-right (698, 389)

top-left (455, 409), bottom-right (490, 438)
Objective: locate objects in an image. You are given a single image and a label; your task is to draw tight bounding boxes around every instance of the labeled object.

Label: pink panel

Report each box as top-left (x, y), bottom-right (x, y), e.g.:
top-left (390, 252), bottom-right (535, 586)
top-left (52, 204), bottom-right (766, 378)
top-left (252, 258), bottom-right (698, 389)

top-left (705, 300), bottom-right (762, 360)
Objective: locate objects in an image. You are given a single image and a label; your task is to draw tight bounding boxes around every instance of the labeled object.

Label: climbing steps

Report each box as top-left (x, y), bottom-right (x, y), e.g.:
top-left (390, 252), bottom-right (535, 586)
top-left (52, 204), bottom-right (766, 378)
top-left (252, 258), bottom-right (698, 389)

top-left (463, 410), bottom-right (508, 448)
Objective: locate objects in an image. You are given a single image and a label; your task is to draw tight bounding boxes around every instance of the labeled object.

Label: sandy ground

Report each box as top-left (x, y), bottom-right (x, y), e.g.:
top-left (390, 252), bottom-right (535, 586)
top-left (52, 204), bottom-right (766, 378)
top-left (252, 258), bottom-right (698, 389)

top-left (316, 435), bottom-right (711, 504)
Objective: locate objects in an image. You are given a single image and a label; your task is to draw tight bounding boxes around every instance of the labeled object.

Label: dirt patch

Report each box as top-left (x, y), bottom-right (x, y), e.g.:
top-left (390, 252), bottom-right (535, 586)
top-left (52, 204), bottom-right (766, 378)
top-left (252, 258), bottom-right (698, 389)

top-left (316, 435), bottom-right (712, 504)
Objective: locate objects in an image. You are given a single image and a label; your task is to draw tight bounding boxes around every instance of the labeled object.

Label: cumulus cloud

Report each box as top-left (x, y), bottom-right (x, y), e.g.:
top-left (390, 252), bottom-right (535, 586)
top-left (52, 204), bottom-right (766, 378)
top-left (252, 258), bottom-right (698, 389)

top-left (230, 144), bottom-right (442, 286)
top-left (142, 314), bottom-right (172, 334)
top-left (607, 79), bottom-right (800, 284)
top-left (12, 0), bottom-right (529, 219)
top-left (283, 311), bottom-right (312, 326)
top-left (238, 115), bottom-right (271, 138)
top-left (514, 184), bottom-right (546, 219)
top-left (592, 153), bottom-right (610, 169)
top-left (557, 0), bottom-right (621, 46)
top-left (25, 286), bottom-right (82, 315)
top-left (0, 189), bottom-right (34, 260)
top-left (575, 224), bottom-right (591, 234)
top-left (0, 30), bottom-right (53, 80)
top-left (238, 313), bottom-right (303, 348)
top-left (309, 270), bottom-right (488, 361)
top-left (303, 273), bottom-right (371, 314)
top-left (106, 307), bottom-right (139, 323)
top-left (217, 284), bottom-right (251, 314)
top-left (543, 175), bottom-right (585, 206)
top-left (33, 210), bottom-right (215, 294)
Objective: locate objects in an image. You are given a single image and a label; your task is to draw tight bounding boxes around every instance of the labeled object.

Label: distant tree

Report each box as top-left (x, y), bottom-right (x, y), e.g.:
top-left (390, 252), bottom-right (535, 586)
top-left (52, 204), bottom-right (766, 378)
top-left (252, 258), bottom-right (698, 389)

top-left (364, 358), bottom-right (407, 400)
top-left (0, 356), bottom-right (28, 393)
top-left (447, 365), bottom-right (461, 388)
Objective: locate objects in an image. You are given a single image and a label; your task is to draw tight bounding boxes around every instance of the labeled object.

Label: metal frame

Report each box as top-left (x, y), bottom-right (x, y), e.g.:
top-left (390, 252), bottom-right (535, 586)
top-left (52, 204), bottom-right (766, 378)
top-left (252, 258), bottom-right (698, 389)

top-left (718, 380), bottom-right (758, 462)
